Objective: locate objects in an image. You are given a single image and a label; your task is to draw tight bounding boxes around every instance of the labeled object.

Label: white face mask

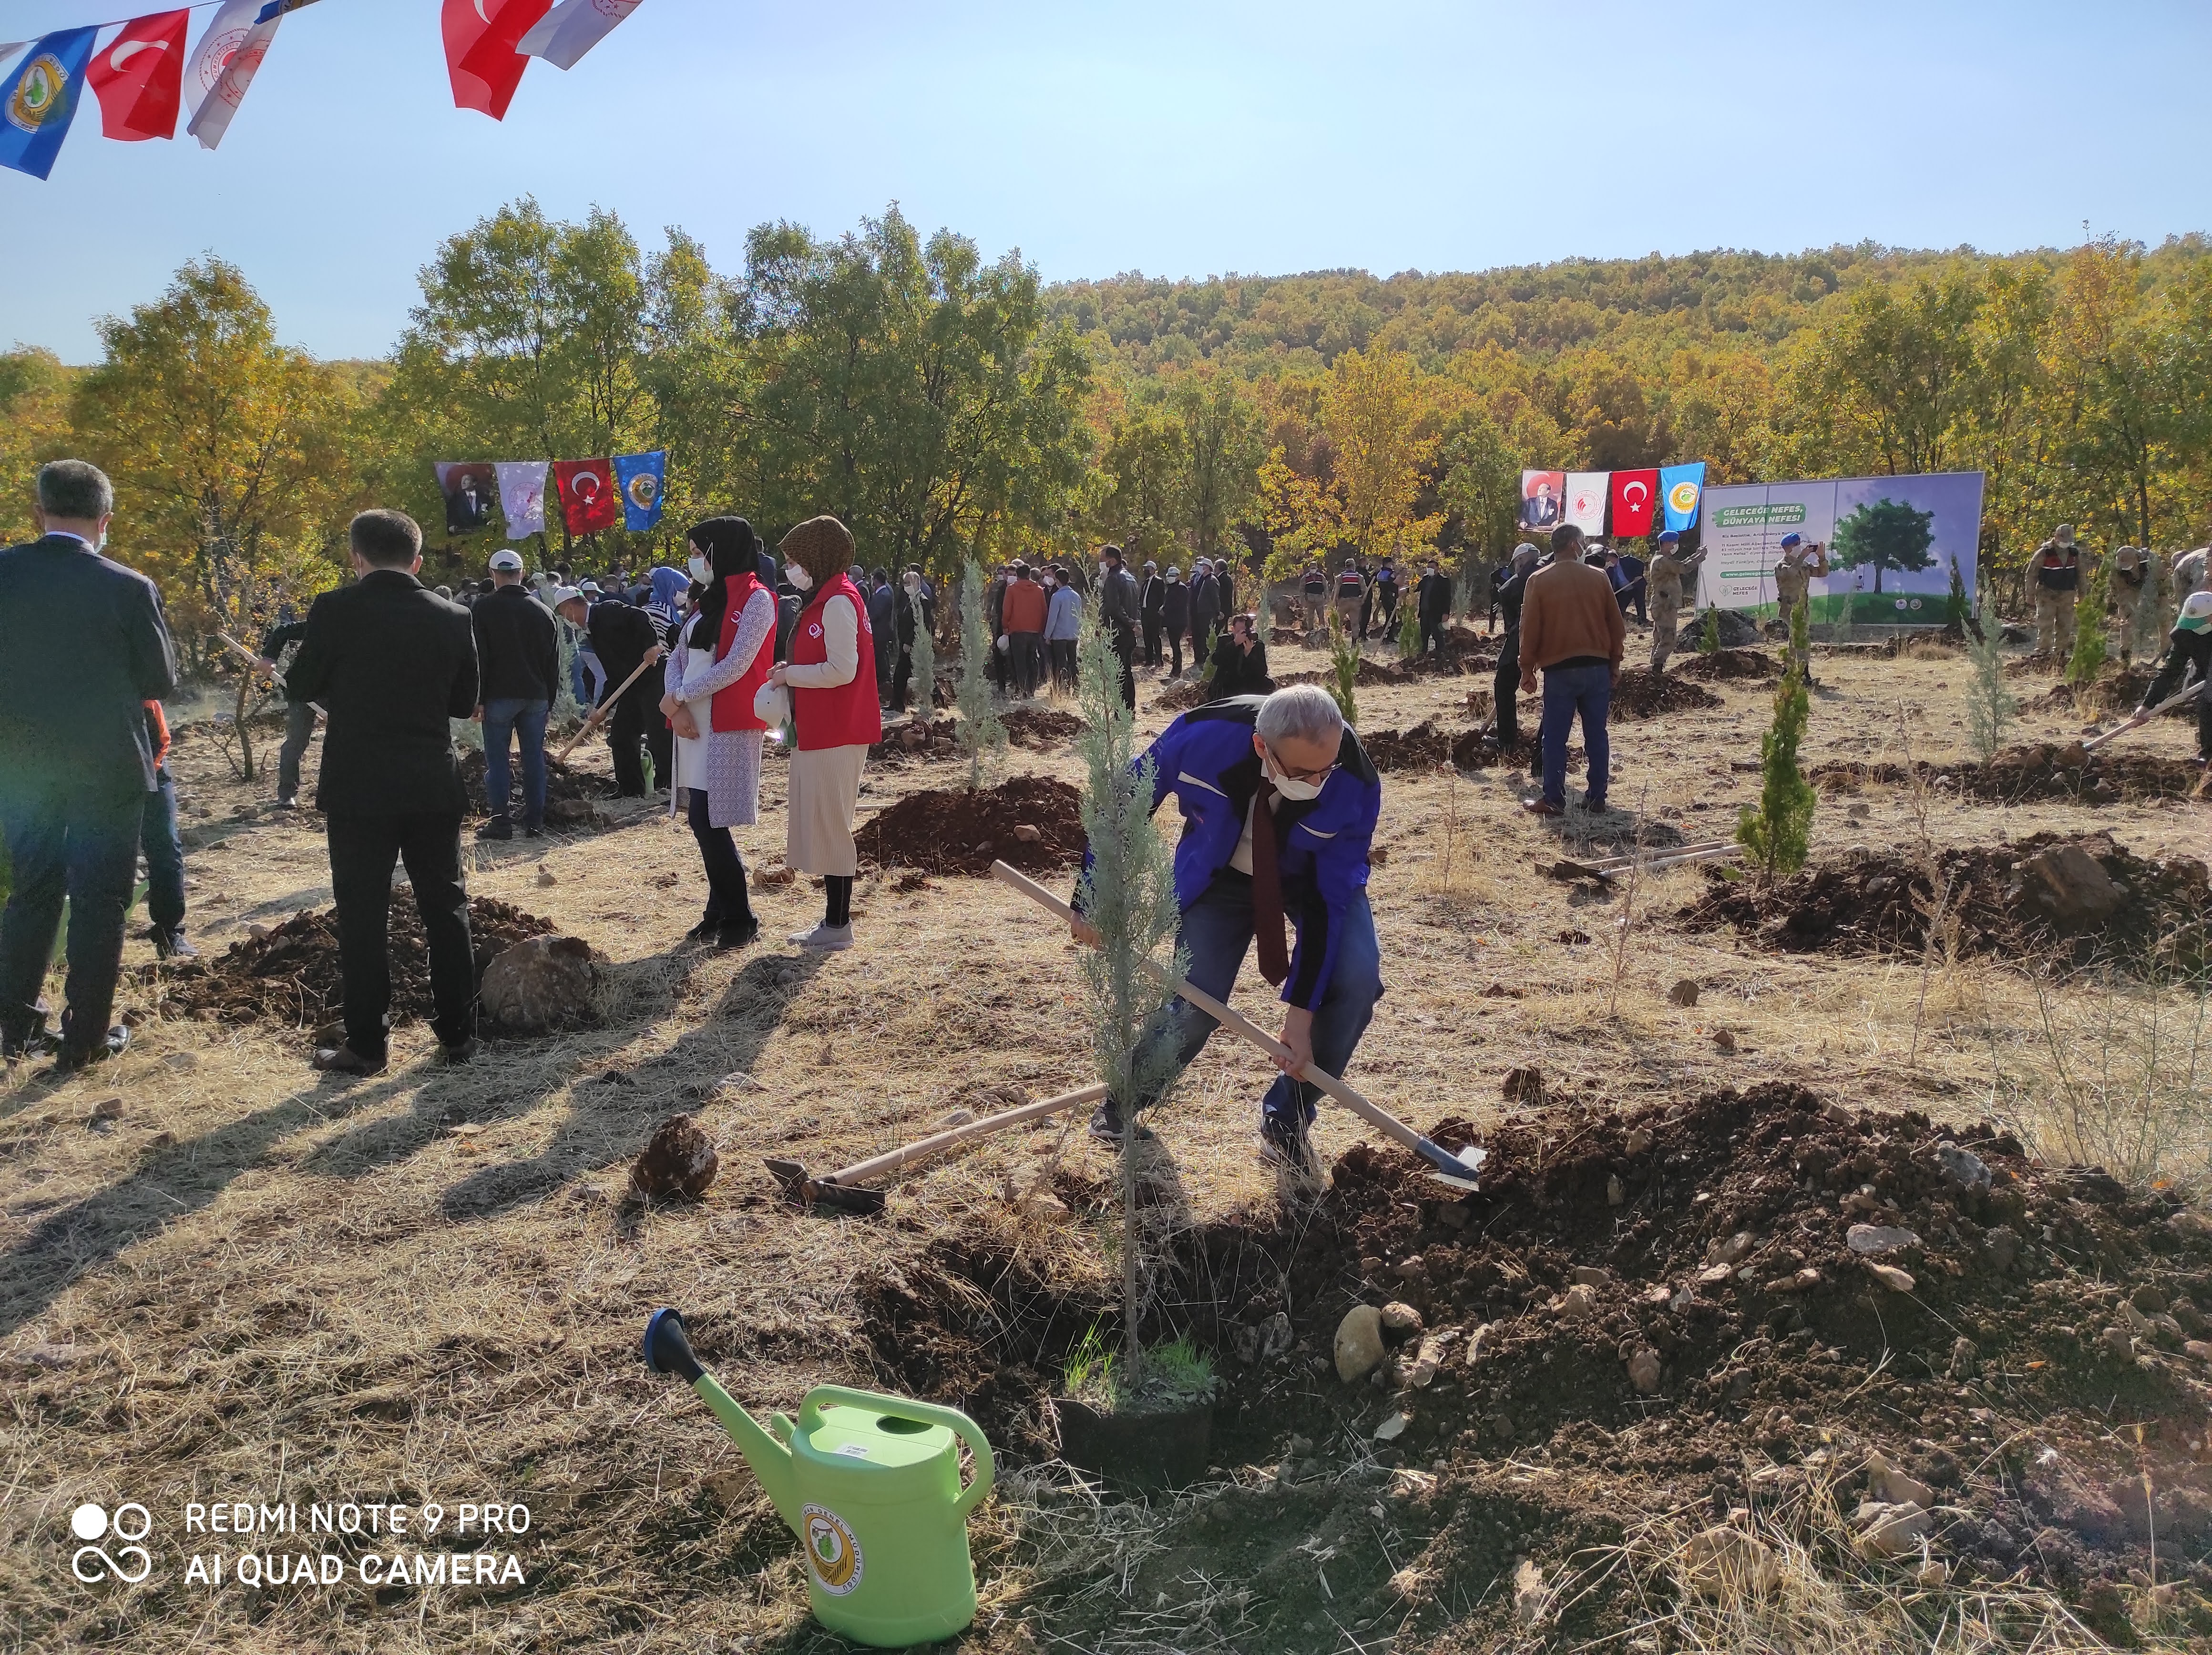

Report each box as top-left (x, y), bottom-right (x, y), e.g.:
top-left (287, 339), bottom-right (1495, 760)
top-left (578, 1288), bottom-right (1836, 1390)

top-left (786, 562), bottom-right (813, 591)
top-left (687, 553), bottom-right (710, 582)
top-left (1098, 562), bottom-right (1111, 577)
top-left (1263, 748), bottom-right (1326, 801)
top-left (904, 574), bottom-right (921, 593)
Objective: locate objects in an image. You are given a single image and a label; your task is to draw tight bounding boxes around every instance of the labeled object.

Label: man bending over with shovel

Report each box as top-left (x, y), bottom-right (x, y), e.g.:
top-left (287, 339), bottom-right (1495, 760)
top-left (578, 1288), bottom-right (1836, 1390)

top-left (1072, 683), bottom-right (1383, 1171)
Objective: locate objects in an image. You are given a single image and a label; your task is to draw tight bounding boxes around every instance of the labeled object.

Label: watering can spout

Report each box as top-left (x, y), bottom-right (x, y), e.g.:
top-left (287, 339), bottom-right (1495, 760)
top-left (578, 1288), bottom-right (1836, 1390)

top-left (642, 1308), bottom-right (801, 1531)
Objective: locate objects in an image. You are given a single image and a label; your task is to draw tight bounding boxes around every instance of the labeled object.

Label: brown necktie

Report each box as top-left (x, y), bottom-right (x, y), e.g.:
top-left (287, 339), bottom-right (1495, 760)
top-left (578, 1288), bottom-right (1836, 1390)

top-left (1250, 778), bottom-right (1290, 986)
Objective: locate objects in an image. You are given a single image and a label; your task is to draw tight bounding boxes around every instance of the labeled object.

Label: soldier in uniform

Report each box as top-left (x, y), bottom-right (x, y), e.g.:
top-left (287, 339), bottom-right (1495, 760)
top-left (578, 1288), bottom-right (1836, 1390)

top-left (2030, 525), bottom-right (2081, 657)
top-left (2110, 546), bottom-right (2168, 667)
top-left (1645, 529), bottom-right (1705, 672)
top-left (1771, 531), bottom-right (1827, 679)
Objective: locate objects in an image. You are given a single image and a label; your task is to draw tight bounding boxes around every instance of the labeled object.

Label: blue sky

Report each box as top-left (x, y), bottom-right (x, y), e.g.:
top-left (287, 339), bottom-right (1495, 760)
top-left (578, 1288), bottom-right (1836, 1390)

top-left (5, 0), bottom-right (2210, 361)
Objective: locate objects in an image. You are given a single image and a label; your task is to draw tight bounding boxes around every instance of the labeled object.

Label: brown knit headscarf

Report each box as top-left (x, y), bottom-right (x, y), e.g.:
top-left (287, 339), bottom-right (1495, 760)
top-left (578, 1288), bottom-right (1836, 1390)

top-left (780, 515), bottom-right (856, 593)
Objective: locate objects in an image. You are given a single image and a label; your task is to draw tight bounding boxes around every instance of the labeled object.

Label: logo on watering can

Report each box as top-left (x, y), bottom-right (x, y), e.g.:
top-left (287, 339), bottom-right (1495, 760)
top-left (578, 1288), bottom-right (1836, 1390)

top-left (801, 1504), bottom-right (862, 1595)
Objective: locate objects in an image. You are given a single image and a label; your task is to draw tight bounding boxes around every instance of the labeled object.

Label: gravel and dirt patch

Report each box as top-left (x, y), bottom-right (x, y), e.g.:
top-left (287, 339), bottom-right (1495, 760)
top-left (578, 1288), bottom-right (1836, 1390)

top-left (1001, 705), bottom-right (1084, 748)
top-left (149, 895), bottom-right (557, 1029)
top-left (458, 747), bottom-right (618, 828)
top-left (855, 774), bottom-right (1086, 876)
top-left (1810, 743), bottom-right (2205, 805)
top-left (1610, 668), bottom-right (1724, 720)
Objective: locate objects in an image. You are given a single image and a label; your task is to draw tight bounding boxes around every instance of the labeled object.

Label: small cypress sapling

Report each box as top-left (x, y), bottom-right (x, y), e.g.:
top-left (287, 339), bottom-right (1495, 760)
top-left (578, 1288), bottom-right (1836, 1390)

top-left (2064, 553), bottom-right (2110, 688)
top-left (908, 577), bottom-right (937, 725)
top-left (1697, 603), bottom-right (1721, 655)
top-left (1071, 604), bottom-right (1186, 1375)
top-left (953, 558), bottom-right (1007, 789)
top-left (1737, 599), bottom-right (1816, 881)
top-left (1396, 594), bottom-right (1423, 662)
top-left (1325, 613), bottom-right (1361, 727)
top-left (1962, 597), bottom-right (2017, 763)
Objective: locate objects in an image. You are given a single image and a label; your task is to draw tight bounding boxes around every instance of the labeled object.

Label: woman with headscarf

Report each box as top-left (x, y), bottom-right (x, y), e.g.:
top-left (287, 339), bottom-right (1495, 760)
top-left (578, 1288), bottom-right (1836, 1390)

top-left (660, 517), bottom-right (777, 948)
top-left (768, 516), bottom-right (879, 951)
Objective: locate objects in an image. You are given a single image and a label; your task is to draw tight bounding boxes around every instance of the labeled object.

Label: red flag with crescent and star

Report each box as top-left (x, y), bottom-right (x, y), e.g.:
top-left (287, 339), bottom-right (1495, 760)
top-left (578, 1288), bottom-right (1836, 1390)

top-left (1609, 468), bottom-right (1660, 538)
top-left (553, 458), bottom-right (618, 535)
top-left (442, 0), bottom-right (552, 121)
top-left (86, 10), bottom-right (190, 140)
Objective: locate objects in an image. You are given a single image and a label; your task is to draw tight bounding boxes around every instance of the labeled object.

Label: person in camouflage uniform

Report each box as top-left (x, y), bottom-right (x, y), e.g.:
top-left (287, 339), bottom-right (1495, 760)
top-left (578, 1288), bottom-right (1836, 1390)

top-left (1771, 531), bottom-right (1827, 678)
top-left (2030, 525), bottom-right (2080, 657)
top-left (2110, 546), bottom-right (2168, 666)
top-left (1645, 529), bottom-right (1706, 672)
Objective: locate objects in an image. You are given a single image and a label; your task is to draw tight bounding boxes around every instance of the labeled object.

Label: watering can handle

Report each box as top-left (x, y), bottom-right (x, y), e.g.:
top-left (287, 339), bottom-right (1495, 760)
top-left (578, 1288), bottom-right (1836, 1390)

top-left (799, 1386), bottom-right (996, 1517)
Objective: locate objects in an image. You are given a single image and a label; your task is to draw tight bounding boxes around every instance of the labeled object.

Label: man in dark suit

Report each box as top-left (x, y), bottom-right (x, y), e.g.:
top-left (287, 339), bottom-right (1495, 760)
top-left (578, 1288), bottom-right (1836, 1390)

top-left (284, 510), bottom-right (480, 1077)
top-left (0, 461), bottom-right (178, 1072)
top-left (583, 592), bottom-right (667, 797)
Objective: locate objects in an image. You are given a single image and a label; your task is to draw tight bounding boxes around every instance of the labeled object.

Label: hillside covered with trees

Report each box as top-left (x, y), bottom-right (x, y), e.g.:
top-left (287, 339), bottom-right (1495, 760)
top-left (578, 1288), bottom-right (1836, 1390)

top-left (4, 206), bottom-right (2209, 652)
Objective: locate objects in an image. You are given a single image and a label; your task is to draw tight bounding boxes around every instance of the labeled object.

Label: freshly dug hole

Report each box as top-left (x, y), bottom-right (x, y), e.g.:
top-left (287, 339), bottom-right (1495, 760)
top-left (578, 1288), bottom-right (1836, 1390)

top-left (854, 774), bottom-right (1085, 876)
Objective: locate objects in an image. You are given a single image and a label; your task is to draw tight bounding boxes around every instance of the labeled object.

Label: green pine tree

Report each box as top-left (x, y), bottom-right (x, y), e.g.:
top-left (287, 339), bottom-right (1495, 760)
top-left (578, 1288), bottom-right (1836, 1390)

top-left (1698, 604), bottom-right (1721, 655)
top-left (1325, 613), bottom-right (1361, 727)
top-left (1396, 596), bottom-right (1423, 662)
top-left (2064, 554), bottom-right (2110, 688)
top-left (1737, 601), bottom-right (1816, 880)
top-left (953, 559), bottom-right (1007, 789)
top-left (1962, 597), bottom-right (2017, 763)
top-left (909, 581), bottom-right (937, 725)
top-left (1072, 603), bottom-right (1186, 1374)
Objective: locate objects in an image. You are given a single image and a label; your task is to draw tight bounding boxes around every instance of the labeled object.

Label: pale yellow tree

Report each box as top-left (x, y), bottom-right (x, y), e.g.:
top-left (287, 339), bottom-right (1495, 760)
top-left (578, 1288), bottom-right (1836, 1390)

top-left (1319, 347), bottom-right (1440, 564)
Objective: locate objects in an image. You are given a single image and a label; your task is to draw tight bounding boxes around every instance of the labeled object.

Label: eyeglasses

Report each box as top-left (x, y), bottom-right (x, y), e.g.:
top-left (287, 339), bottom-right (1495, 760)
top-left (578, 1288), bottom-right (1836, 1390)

top-left (1266, 744), bottom-right (1336, 786)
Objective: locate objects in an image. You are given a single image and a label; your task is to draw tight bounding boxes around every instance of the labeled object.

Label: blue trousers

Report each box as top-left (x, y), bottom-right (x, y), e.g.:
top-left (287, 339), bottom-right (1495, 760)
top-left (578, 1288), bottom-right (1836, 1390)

top-left (141, 767), bottom-right (185, 932)
top-left (0, 787), bottom-right (145, 1048)
top-left (481, 697), bottom-right (549, 827)
top-left (1138, 871), bottom-right (1382, 1127)
top-left (1539, 662), bottom-right (1612, 808)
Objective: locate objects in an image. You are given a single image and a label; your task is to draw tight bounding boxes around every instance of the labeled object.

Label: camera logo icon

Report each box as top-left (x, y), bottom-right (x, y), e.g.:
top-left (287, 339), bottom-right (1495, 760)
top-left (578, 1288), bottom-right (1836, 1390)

top-left (71, 1502), bottom-right (154, 1583)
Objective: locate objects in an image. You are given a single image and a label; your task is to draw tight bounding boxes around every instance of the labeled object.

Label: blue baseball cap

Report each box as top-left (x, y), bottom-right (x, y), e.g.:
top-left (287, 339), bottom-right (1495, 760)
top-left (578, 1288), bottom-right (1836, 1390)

top-left (1656, 530), bottom-right (1680, 545)
top-left (1779, 532), bottom-right (1803, 548)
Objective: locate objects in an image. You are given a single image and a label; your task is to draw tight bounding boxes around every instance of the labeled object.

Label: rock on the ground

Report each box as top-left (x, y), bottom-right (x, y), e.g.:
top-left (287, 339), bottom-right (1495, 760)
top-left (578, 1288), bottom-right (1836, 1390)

top-left (630, 1114), bottom-right (718, 1199)
top-left (1935, 1141), bottom-right (1993, 1191)
top-left (1335, 1305), bottom-right (1385, 1382)
top-left (1668, 978), bottom-right (1700, 1007)
top-left (1380, 1301), bottom-right (1424, 1340)
top-left (1847, 1224), bottom-right (1920, 1255)
top-left (1627, 1347), bottom-right (1662, 1394)
top-left (480, 935), bottom-right (597, 1034)
top-left (1512, 1559), bottom-right (1548, 1627)
top-left (1854, 1500), bottom-right (1932, 1558)
top-left (1501, 1065), bottom-right (1544, 1103)
top-left (2007, 843), bottom-right (2126, 931)
top-left (1867, 1450), bottom-right (1934, 1509)
top-left (1864, 1261), bottom-right (1917, 1292)
top-left (1676, 1526), bottom-right (1780, 1598)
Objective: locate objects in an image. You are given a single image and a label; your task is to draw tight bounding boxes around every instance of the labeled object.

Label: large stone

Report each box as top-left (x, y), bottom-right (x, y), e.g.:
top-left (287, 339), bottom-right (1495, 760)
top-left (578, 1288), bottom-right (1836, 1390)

top-left (1854, 1500), bottom-right (1932, 1558)
top-left (1626, 1347), bottom-right (1663, 1394)
top-left (2006, 844), bottom-right (2125, 932)
top-left (1335, 1306), bottom-right (1386, 1383)
top-left (630, 1114), bottom-right (718, 1199)
top-left (1676, 1526), bottom-right (1780, 1598)
top-left (480, 935), bottom-right (597, 1034)
top-left (1847, 1224), bottom-right (1920, 1256)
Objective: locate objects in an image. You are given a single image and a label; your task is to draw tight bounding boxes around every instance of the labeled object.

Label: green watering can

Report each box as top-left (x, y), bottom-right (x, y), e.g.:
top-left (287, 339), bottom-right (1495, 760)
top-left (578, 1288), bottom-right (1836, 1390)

top-left (642, 1308), bottom-right (995, 1648)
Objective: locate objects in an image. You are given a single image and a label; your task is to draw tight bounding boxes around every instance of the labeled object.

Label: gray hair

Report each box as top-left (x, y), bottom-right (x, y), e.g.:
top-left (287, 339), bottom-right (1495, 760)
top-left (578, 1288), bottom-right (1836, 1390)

top-left (1256, 683), bottom-right (1345, 749)
top-left (38, 459), bottom-right (113, 521)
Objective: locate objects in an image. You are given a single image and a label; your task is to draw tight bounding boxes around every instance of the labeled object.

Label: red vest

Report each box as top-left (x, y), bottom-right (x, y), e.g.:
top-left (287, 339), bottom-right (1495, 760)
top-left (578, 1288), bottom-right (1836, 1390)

top-left (790, 574), bottom-right (881, 751)
top-left (708, 576), bottom-right (773, 733)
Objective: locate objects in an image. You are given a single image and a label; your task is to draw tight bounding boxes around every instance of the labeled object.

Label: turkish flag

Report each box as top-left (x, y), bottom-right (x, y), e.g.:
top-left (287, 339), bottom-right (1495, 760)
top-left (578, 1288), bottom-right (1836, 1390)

top-left (554, 459), bottom-right (619, 535)
top-left (443, 0), bottom-right (552, 121)
top-left (1609, 468), bottom-right (1660, 538)
top-left (87, 10), bottom-right (190, 140)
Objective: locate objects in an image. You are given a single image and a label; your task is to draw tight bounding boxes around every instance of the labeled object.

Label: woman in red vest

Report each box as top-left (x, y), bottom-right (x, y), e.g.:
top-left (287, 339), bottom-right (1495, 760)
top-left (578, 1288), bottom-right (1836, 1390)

top-left (662, 517), bottom-right (777, 949)
top-left (768, 515), bottom-right (880, 951)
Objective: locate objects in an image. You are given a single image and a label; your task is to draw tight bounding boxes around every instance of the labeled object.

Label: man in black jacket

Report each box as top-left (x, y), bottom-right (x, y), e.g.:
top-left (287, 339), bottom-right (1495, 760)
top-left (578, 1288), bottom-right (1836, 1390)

top-left (1096, 545), bottom-right (1141, 710)
top-left (1415, 557), bottom-right (1453, 657)
top-left (0, 460), bottom-right (178, 1071)
top-left (1139, 560), bottom-right (1164, 668)
top-left (584, 593), bottom-right (668, 796)
top-left (470, 549), bottom-right (561, 838)
top-left (284, 510), bottom-right (480, 1076)
top-left (255, 608), bottom-right (317, 808)
top-left (1488, 543), bottom-right (1538, 749)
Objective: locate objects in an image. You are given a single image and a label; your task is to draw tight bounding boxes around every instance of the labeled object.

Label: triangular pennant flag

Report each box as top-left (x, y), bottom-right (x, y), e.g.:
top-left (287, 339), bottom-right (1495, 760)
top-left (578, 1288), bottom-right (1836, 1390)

top-left (445, 0), bottom-right (552, 121)
top-left (88, 11), bottom-right (191, 142)
top-left (0, 29), bottom-right (99, 180)
top-left (185, 0), bottom-right (282, 152)
top-left (518, 0), bottom-right (642, 71)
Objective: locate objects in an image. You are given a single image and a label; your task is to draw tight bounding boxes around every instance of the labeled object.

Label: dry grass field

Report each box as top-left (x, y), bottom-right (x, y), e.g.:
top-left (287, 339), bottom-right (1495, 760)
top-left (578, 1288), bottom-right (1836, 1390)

top-left (6, 625), bottom-right (2212, 1654)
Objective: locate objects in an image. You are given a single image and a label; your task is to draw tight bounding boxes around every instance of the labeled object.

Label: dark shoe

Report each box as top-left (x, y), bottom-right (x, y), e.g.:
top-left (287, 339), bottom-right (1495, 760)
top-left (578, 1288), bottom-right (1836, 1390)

top-left (312, 1043), bottom-right (387, 1077)
top-left (438, 1037), bottom-right (481, 1065)
top-left (1522, 797), bottom-right (1566, 817)
top-left (1259, 1113), bottom-right (1320, 1173)
top-left (273, 794), bottom-right (298, 811)
top-left (522, 823), bottom-right (544, 839)
top-left (52, 1024), bottom-right (129, 1074)
top-left (1088, 1102), bottom-right (1156, 1143)
top-left (476, 818), bottom-right (513, 841)
top-left (715, 915), bottom-right (761, 950)
top-left (1582, 796), bottom-right (1609, 815)
top-left (684, 914), bottom-right (722, 942)
top-left (2, 1022), bottom-right (60, 1062)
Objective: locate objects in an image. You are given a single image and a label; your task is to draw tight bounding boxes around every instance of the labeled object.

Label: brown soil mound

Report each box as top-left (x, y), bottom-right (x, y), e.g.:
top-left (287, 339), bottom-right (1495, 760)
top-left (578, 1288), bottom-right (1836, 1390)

top-left (853, 1083), bottom-right (2212, 1642)
top-left (1152, 678), bottom-right (1215, 713)
top-left (2021, 664), bottom-right (2171, 718)
top-left (458, 747), bottom-right (614, 826)
top-left (1001, 705), bottom-right (1083, 748)
top-left (1808, 743), bottom-right (2202, 805)
top-left (855, 774), bottom-right (1085, 876)
top-left (868, 717), bottom-right (957, 761)
top-left (1670, 647), bottom-right (1779, 682)
top-left (1449, 729), bottom-right (1542, 770)
top-left (1362, 721), bottom-right (1459, 772)
top-left (1677, 831), bottom-right (2212, 972)
top-left (1610, 668), bottom-right (1722, 720)
top-left (153, 896), bottom-right (556, 1030)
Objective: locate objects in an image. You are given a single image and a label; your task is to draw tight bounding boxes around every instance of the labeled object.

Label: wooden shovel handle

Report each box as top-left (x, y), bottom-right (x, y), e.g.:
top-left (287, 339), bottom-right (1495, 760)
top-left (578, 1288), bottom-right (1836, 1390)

top-left (819, 1082), bottom-right (1109, 1189)
top-left (555, 653), bottom-right (661, 764)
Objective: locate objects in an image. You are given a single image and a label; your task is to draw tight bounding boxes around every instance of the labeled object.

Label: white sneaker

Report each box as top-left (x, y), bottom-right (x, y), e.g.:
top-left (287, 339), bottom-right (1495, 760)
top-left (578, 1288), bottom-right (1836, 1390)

top-left (788, 922), bottom-right (854, 952)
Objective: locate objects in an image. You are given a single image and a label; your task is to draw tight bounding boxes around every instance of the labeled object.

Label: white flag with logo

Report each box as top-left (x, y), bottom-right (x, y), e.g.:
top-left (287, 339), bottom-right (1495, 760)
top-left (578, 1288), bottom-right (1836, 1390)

top-left (1564, 471), bottom-right (1609, 536)
top-left (496, 461), bottom-right (550, 537)
top-left (185, 0), bottom-right (281, 150)
top-left (518, 0), bottom-right (641, 71)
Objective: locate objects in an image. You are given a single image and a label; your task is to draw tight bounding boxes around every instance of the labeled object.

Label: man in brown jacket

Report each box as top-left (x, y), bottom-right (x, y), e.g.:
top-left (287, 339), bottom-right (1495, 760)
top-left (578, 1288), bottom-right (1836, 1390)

top-left (1517, 524), bottom-right (1627, 816)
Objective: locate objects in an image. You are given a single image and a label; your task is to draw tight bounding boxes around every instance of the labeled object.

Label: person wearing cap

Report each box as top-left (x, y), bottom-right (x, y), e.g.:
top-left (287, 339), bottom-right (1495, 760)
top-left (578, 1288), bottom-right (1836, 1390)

top-left (1333, 557), bottom-right (1365, 637)
top-left (2128, 592), bottom-right (2212, 765)
top-left (1771, 532), bottom-right (1828, 678)
top-left (1488, 543), bottom-right (1540, 748)
top-left (1414, 554), bottom-right (1452, 657)
top-left (1159, 565), bottom-right (1191, 678)
top-left (470, 549), bottom-right (560, 839)
top-left (1645, 531), bottom-right (1706, 672)
top-left (283, 509), bottom-right (480, 1077)
top-left (1517, 524), bottom-right (1626, 815)
top-left (2110, 545), bottom-right (2166, 668)
top-left (2031, 525), bottom-right (2081, 658)
top-left (1139, 559), bottom-right (1165, 668)
top-left (768, 516), bottom-right (880, 951)
top-left (1000, 559), bottom-right (1048, 697)
top-left (1301, 562), bottom-right (1328, 633)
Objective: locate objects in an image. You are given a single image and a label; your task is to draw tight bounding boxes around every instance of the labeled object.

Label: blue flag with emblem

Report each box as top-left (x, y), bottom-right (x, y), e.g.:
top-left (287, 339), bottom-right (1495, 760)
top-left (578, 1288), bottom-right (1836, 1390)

top-left (615, 450), bottom-right (667, 531)
top-left (1659, 461), bottom-right (1706, 534)
top-left (0, 28), bottom-right (98, 181)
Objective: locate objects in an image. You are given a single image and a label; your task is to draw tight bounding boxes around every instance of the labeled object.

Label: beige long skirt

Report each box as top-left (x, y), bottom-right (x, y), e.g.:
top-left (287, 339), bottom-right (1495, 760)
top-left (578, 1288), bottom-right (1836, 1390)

top-left (786, 742), bottom-right (867, 876)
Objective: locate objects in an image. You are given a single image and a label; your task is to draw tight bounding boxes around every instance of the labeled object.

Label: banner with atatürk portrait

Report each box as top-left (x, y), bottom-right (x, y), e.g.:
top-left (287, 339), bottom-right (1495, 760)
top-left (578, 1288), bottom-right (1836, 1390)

top-left (434, 461), bottom-right (498, 536)
top-left (1519, 470), bottom-right (1565, 532)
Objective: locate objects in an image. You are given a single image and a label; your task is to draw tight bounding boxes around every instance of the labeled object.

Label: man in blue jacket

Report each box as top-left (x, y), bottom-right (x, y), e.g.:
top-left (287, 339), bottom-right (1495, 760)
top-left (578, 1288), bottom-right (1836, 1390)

top-left (1073, 683), bottom-right (1382, 1168)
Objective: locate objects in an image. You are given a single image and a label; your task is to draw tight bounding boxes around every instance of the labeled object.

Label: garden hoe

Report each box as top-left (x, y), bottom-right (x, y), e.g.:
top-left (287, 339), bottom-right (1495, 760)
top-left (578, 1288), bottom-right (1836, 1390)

top-left (2082, 674), bottom-right (2202, 753)
top-left (989, 861), bottom-right (1486, 1191)
top-left (765, 1081), bottom-right (1109, 1216)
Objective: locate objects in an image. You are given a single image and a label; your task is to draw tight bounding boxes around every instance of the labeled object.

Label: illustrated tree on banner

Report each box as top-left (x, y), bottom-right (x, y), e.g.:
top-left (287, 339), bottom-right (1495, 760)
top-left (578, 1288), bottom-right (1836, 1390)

top-left (1830, 498), bottom-right (1936, 594)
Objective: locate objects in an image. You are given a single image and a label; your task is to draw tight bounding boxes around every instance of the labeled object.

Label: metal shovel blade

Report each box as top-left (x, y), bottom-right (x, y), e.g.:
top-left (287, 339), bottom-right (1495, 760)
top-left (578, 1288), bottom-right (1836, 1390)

top-left (761, 1157), bottom-right (889, 1217)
